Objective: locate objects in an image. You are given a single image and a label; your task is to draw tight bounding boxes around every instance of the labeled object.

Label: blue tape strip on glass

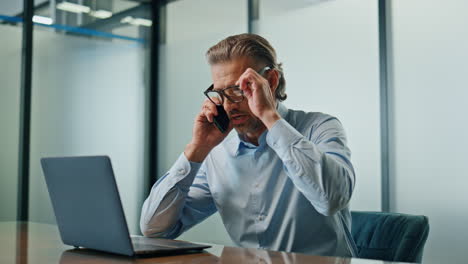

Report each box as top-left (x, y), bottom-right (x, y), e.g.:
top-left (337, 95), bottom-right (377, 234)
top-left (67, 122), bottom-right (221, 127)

top-left (0, 14), bottom-right (145, 43)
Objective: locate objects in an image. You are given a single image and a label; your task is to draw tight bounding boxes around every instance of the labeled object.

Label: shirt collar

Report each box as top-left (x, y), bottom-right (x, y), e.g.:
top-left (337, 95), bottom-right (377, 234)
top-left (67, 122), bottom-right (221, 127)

top-left (226, 102), bottom-right (289, 157)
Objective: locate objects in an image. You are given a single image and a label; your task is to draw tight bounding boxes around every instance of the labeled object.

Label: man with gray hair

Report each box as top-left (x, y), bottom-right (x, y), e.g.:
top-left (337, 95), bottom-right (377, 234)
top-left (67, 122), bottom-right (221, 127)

top-left (140, 33), bottom-right (357, 257)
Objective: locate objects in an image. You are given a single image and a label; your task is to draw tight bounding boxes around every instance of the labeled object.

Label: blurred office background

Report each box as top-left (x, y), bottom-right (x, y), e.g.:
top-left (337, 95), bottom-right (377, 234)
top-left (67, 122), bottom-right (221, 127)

top-left (0, 1), bottom-right (467, 264)
top-left (0, 0), bottom-right (150, 235)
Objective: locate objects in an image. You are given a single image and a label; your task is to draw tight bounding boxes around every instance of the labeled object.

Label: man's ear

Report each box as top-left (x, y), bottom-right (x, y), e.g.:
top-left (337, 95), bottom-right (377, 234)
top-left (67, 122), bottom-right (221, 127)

top-left (268, 69), bottom-right (280, 94)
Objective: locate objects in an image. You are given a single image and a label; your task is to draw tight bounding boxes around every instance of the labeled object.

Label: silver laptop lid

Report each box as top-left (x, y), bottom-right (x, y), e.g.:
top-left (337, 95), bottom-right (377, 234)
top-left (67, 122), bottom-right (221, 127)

top-left (41, 156), bottom-right (134, 256)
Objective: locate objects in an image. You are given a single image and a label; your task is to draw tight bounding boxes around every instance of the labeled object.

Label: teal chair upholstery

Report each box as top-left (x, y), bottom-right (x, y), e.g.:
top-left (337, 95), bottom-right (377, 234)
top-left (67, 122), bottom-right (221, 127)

top-left (351, 211), bottom-right (429, 263)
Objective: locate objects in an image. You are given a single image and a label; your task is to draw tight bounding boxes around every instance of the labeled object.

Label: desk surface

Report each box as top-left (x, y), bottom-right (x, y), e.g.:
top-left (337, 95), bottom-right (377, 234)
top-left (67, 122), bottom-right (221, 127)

top-left (0, 222), bottom-right (398, 264)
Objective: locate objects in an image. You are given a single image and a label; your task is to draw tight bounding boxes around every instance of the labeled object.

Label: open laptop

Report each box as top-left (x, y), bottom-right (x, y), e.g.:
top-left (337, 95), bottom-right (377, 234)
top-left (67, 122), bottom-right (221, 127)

top-left (41, 155), bottom-right (210, 256)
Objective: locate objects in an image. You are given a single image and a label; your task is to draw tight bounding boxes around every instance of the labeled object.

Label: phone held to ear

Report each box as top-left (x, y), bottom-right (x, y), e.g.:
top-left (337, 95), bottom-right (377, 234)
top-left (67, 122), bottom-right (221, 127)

top-left (213, 105), bottom-right (230, 133)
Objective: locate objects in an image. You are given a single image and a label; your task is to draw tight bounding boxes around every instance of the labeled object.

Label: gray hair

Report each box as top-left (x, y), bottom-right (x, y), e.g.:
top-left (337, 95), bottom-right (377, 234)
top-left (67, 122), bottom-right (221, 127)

top-left (206, 33), bottom-right (287, 101)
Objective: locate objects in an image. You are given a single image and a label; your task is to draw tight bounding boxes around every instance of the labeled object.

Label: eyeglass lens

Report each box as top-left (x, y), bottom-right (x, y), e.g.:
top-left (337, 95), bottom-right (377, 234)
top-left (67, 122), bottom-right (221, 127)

top-left (206, 86), bottom-right (244, 105)
top-left (206, 91), bottom-right (223, 105)
top-left (223, 87), bottom-right (243, 102)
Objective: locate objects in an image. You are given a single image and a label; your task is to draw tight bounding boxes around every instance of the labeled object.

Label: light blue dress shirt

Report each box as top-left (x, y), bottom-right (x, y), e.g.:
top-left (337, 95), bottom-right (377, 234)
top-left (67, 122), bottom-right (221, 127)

top-left (140, 103), bottom-right (357, 257)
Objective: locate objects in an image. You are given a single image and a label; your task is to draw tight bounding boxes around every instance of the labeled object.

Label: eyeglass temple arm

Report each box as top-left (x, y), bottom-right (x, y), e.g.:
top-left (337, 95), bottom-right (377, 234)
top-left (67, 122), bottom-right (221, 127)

top-left (258, 66), bottom-right (272, 76)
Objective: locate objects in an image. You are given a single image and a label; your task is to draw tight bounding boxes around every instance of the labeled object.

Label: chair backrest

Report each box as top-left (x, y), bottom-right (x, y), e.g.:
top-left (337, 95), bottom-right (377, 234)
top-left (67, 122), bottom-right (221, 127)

top-left (351, 211), bottom-right (429, 263)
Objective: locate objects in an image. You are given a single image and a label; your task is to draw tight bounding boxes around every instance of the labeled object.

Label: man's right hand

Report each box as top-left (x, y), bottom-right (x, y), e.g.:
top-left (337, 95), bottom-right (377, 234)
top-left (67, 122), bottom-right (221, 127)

top-left (184, 99), bottom-right (232, 163)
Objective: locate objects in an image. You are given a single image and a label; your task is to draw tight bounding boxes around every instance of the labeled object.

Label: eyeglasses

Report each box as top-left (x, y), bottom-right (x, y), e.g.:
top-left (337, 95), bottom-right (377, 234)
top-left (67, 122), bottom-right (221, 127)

top-left (204, 66), bottom-right (271, 106)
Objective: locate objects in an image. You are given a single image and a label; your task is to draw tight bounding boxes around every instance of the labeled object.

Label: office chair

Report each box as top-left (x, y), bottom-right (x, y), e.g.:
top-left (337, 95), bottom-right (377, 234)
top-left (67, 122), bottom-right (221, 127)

top-left (351, 211), bottom-right (429, 263)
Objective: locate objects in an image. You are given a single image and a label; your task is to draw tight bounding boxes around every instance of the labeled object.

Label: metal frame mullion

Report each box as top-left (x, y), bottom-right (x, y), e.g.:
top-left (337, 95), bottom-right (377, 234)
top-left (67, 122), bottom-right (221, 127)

top-left (247, 0), bottom-right (259, 33)
top-left (147, 0), bottom-right (164, 192)
top-left (17, 0), bottom-right (34, 222)
top-left (379, 0), bottom-right (391, 212)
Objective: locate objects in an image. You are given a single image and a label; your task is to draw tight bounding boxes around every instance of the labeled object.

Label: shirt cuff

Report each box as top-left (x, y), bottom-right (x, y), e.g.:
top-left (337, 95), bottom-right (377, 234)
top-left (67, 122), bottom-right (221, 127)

top-left (168, 153), bottom-right (202, 189)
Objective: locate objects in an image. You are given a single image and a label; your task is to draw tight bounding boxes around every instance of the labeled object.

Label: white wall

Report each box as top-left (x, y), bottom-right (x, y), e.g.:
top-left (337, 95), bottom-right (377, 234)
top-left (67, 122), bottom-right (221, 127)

top-left (28, 28), bottom-right (147, 234)
top-left (254, 0), bottom-right (382, 211)
top-left (157, 0), bottom-right (247, 245)
top-left (0, 25), bottom-right (21, 221)
top-left (390, 1), bottom-right (468, 263)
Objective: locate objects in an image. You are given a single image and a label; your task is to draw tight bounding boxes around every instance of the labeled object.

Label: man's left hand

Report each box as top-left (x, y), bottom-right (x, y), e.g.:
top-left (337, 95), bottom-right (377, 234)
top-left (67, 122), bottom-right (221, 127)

top-left (236, 68), bottom-right (281, 129)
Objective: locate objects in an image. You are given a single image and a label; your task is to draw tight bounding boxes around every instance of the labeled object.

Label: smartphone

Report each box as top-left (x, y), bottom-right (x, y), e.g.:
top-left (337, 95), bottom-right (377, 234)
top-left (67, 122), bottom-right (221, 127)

top-left (213, 105), bottom-right (230, 133)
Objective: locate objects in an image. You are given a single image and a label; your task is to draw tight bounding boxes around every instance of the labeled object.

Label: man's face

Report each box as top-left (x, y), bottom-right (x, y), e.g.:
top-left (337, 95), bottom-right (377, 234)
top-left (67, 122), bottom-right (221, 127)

top-left (210, 57), bottom-right (265, 136)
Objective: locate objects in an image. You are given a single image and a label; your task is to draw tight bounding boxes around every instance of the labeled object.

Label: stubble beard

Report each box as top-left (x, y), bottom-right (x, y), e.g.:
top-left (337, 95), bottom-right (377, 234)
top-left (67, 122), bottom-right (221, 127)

top-left (234, 115), bottom-right (265, 139)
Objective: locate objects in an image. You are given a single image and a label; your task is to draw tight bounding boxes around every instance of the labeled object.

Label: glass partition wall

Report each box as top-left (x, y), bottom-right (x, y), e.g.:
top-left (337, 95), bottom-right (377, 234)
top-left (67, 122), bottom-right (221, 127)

top-left (26, 0), bottom-right (150, 234)
top-left (0, 0), bottom-right (151, 235)
top-left (253, 0), bottom-right (382, 211)
top-left (0, 1), bottom-right (23, 222)
top-left (389, 1), bottom-right (468, 263)
top-left (0, 1), bottom-right (24, 258)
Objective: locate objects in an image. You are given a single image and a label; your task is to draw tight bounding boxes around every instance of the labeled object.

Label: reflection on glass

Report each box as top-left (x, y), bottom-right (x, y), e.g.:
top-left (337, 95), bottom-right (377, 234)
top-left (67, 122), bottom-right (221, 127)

top-left (219, 247), bottom-right (352, 264)
top-left (28, 0), bottom-right (151, 235)
top-left (59, 248), bottom-right (220, 264)
top-left (60, 249), bottom-right (135, 264)
top-left (0, 0), bottom-right (151, 42)
top-left (0, 0), bottom-right (22, 223)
